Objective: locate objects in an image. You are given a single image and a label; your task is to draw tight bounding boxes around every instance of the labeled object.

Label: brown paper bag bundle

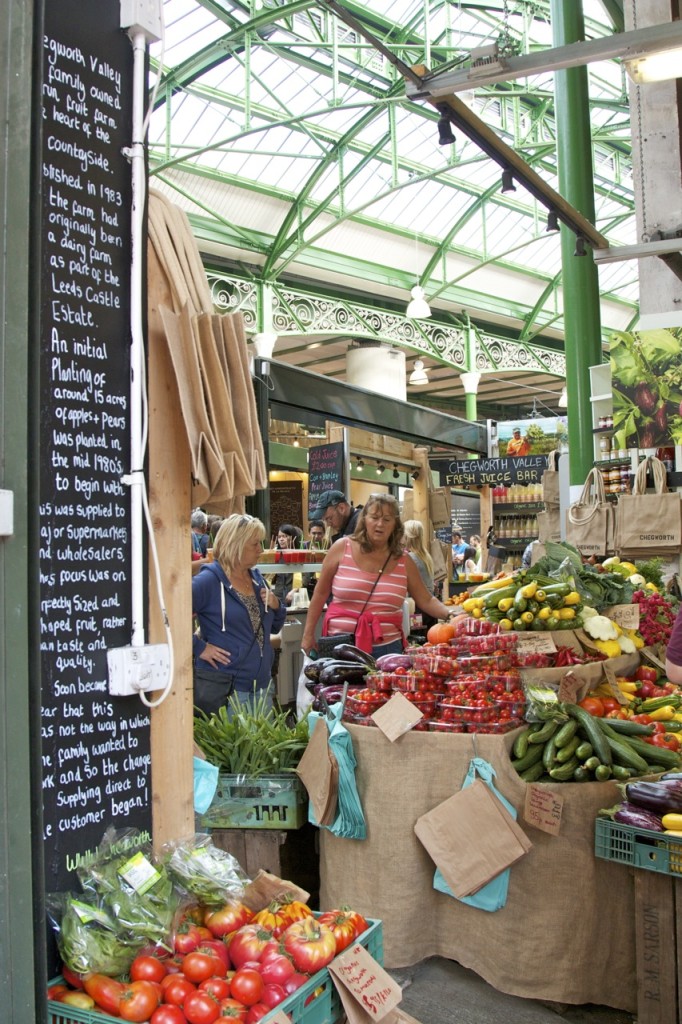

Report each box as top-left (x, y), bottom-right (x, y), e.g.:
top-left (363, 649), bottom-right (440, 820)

top-left (541, 450), bottom-right (561, 507)
top-left (295, 717), bottom-right (338, 826)
top-left (615, 456), bottom-right (681, 558)
top-left (414, 778), bottom-right (531, 897)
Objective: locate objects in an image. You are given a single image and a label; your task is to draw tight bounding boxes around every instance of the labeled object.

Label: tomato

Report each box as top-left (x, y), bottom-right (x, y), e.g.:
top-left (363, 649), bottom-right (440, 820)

top-left (632, 713), bottom-right (653, 724)
top-left (252, 903), bottom-right (290, 938)
top-left (282, 974), bottom-right (308, 995)
top-left (163, 976), bottom-right (197, 1008)
top-left (217, 997), bottom-right (248, 1021)
top-left (229, 969), bottom-right (264, 1007)
top-left (84, 974), bottom-right (125, 1015)
top-left (60, 992), bottom-right (96, 1010)
top-left (278, 899), bottom-right (313, 928)
top-left (151, 1006), bottom-right (189, 1024)
top-left (599, 697), bottom-right (621, 715)
top-left (261, 983), bottom-right (287, 1009)
top-left (61, 965), bottom-right (86, 990)
top-left (578, 696), bottom-right (605, 717)
top-left (282, 918), bottom-right (337, 975)
top-left (317, 910), bottom-right (360, 954)
top-left (183, 990), bottom-right (221, 1024)
top-left (228, 925), bottom-right (274, 968)
top-left (47, 983), bottom-right (69, 1000)
top-left (204, 902), bottom-right (253, 939)
top-left (635, 666), bottom-right (658, 684)
top-left (176, 923), bottom-right (210, 956)
top-left (246, 1005), bottom-right (269, 1023)
top-left (652, 733), bottom-right (681, 751)
top-left (131, 954), bottom-right (168, 984)
top-left (259, 953), bottom-right (295, 986)
top-left (119, 980), bottom-right (161, 1023)
top-left (199, 977), bottom-right (231, 1001)
top-left (183, 949), bottom-right (226, 984)
top-left (201, 940), bottom-right (231, 972)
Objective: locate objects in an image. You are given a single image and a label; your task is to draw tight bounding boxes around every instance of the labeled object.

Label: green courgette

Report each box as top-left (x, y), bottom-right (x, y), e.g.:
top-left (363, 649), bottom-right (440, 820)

top-left (575, 741), bottom-right (593, 760)
top-left (553, 719), bottom-right (579, 749)
top-left (483, 585), bottom-right (517, 609)
top-left (621, 735), bottom-right (682, 769)
top-left (595, 718), bottom-right (654, 737)
top-left (549, 758), bottom-right (580, 781)
top-left (555, 735), bottom-right (581, 763)
top-left (520, 761), bottom-right (546, 783)
top-left (599, 723), bottom-right (650, 774)
top-left (564, 703), bottom-right (612, 766)
top-left (511, 742), bottom-right (545, 774)
top-left (528, 719), bottom-right (560, 744)
top-left (512, 727), bottom-right (532, 760)
top-left (542, 734), bottom-right (559, 772)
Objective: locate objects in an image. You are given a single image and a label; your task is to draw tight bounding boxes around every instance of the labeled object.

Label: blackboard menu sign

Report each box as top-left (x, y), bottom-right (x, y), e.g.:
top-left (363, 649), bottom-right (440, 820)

top-left (308, 441), bottom-right (345, 517)
top-left (432, 455), bottom-right (548, 489)
top-left (270, 480), bottom-right (303, 536)
top-left (37, 0), bottom-right (152, 893)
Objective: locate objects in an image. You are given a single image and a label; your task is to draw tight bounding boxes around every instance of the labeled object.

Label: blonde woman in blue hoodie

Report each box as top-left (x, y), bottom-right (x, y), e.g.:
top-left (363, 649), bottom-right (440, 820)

top-left (192, 514), bottom-right (286, 716)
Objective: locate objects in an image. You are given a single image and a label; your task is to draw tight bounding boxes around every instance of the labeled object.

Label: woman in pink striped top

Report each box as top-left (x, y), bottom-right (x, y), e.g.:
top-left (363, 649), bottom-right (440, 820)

top-left (301, 494), bottom-right (463, 658)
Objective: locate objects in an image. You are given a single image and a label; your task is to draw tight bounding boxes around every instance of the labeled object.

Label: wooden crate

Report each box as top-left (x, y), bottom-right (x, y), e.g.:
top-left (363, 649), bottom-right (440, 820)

top-left (634, 870), bottom-right (682, 1024)
top-left (211, 823), bottom-right (320, 906)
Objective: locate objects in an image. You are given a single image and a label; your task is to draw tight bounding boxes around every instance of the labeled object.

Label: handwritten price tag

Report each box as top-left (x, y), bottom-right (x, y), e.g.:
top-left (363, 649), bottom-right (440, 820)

top-left (605, 604), bottom-right (640, 629)
top-left (558, 671), bottom-right (581, 704)
top-left (328, 942), bottom-right (402, 1023)
top-left (602, 662), bottom-right (630, 705)
top-left (517, 634), bottom-right (557, 655)
top-left (262, 1013), bottom-right (291, 1024)
top-left (523, 784), bottom-right (563, 835)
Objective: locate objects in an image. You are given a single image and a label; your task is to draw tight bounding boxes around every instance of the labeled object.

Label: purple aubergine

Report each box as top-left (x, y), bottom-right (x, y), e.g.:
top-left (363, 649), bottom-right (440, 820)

top-left (624, 779), bottom-right (682, 814)
top-left (635, 382), bottom-right (658, 415)
top-left (614, 802), bottom-right (664, 831)
top-left (374, 653), bottom-right (414, 671)
top-left (654, 404), bottom-right (668, 435)
top-left (638, 421), bottom-right (657, 448)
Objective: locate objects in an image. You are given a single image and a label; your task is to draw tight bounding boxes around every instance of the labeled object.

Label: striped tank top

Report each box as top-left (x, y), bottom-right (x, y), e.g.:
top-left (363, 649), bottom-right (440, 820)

top-left (327, 539), bottom-right (407, 644)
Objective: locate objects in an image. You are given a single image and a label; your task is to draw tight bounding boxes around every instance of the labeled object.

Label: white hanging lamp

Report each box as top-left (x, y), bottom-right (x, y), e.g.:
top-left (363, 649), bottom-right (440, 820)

top-left (406, 285), bottom-right (431, 319)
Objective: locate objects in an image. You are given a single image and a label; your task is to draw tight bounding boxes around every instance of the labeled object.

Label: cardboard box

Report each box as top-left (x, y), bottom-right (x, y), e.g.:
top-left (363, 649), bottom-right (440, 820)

top-left (199, 773), bottom-right (308, 830)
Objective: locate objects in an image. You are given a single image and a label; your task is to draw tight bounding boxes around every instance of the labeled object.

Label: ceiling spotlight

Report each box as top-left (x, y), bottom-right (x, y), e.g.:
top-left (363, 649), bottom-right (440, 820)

top-left (437, 108), bottom-right (456, 146)
top-left (574, 235), bottom-right (587, 257)
top-left (411, 470), bottom-right (420, 480)
top-left (356, 458), bottom-right (364, 470)
top-left (501, 168), bottom-right (516, 194)
top-left (546, 209), bottom-right (559, 233)
top-left (392, 466), bottom-right (400, 479)
top-left (406, 285), bottom-right (431, 319)
top-left (376, 463), bottom-right (386, 475)
top-left (409, 359), bottom-right (429, 386)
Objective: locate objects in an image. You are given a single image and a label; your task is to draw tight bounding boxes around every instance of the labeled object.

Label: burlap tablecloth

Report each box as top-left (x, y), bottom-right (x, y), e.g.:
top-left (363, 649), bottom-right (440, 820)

top-left (320, 725), bottom-right (636, 1012)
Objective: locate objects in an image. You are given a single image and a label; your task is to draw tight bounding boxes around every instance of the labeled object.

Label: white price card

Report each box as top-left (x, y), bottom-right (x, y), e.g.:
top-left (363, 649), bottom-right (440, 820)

top-left (517, 634), bottom-right (557, 655)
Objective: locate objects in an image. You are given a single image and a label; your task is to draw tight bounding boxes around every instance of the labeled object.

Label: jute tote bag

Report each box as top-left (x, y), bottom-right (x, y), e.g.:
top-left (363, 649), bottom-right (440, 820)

top-left (565, 467), bottom-right (615, 557)
top-left (615, 456), bottom-right (681, 559)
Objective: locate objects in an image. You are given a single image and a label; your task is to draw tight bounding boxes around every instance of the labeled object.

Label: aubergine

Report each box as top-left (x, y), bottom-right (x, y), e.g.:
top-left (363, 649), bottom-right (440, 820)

top-left (613, 802), bottom-right (664, 832)
top-left (318, 662), bottom-right (368, 687)
top-left (624, 779), bottom-right (682, 815)
top-left (332, 643), bottom-right (376, 669)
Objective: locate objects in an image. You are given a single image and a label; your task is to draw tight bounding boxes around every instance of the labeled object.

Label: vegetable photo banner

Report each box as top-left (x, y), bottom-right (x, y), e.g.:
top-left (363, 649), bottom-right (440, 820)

top-left (610, 328), bottom-right (682, 449)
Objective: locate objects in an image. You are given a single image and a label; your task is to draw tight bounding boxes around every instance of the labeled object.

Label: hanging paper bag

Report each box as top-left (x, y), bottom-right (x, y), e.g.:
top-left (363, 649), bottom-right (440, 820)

top-left (429, 487), bottom-right (451, 528)
top-left (565, 467), bottom-right (615, 557)
top-left (615, 456), bottom-right (681, 558)
top-left (542, 450), bottom-right (561, 507)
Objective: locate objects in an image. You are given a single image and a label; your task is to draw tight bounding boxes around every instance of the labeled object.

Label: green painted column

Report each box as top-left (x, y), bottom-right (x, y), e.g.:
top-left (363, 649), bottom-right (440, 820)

top-left (550, 0), bottom-right (603, 486)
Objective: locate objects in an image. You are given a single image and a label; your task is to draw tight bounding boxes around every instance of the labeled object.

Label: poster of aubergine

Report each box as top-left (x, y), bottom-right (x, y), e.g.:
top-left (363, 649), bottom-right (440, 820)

top-left (610, 328), bottom-right (682, 450)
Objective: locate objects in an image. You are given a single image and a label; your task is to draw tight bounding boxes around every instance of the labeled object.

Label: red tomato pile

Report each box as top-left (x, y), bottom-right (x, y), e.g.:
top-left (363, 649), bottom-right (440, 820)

top-left (48, 899), bottom-right (369, 1024)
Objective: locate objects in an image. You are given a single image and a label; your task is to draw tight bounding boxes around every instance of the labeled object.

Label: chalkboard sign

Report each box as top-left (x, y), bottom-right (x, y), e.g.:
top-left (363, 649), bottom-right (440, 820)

top-left (270, 480), bottom-right (303, 537)
top-left (450, 494), bottom-right (481, 542)
top-left (37, 0), bottom-right (152, 894)
top-left (432, 455), bottom-right (548, 489)
top-left (308, 441), bottom-right (345, 517)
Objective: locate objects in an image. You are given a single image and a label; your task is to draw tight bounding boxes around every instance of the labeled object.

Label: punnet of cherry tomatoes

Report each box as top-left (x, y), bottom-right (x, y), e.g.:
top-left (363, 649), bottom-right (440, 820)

top-left (48, 895), bottom-right (373, 1024)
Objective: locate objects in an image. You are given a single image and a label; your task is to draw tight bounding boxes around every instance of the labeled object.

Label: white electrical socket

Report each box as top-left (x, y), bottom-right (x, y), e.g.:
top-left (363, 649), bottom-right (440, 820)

top-left (107, 644), bottom-right (170, 697)
top-left (120, 0), bottom-right (163, 42)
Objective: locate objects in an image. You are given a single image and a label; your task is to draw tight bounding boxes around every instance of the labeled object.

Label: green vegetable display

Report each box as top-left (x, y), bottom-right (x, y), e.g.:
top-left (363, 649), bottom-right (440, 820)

top-left (45, 892), bottom-right (142, 977)
top-left (193, 688), bottom-right (309, 776)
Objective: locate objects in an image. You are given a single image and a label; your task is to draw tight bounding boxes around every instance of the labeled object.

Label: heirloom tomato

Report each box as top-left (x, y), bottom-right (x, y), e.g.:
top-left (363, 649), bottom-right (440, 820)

top-left (183, 989), bottom-right (221, 1024)
top-left (229, 968), bottom-right (264, 1007)
top-left (119, 980), bottom-right (161, 1022)
top-left (217, 997), bottom-right (248, 1021)
top-left (282, 918), bottom-right (336, 974)
top-left (183, 948), bottom-right (226, 983)
top-left (228, 925), bottom-right (274, 968)
top-left (83, 974), bottom-right (125, 1015)
top-left (151, 1007), bottom-right (189, 1024)
top-left (316, 909), bottom-right (360, 954)
top-left (204, 902), bottom-right (253, 938)
top-left (259, 953), bottom-right (295, 986)
top-left (130, 954), bottom-right (168, 984)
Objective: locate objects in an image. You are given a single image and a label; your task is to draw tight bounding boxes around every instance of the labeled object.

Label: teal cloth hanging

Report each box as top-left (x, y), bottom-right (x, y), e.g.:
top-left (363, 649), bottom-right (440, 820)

top-left (307, 706), bottom-right (366, 840)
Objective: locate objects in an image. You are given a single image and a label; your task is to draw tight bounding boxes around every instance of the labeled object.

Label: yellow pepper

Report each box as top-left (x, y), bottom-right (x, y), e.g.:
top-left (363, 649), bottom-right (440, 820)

top-left (617, 680), bottom-right (639, 693)
top-left (562, 592), bottom-right (582, 606)
top-left (648, 705), bottom-right (677, 721)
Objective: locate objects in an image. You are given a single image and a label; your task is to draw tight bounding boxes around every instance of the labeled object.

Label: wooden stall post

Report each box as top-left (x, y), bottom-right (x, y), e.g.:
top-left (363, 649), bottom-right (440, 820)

top-left (633, 871), bottom-right (680, 1024)
top-left (147, 246), bottom-right (195, 852)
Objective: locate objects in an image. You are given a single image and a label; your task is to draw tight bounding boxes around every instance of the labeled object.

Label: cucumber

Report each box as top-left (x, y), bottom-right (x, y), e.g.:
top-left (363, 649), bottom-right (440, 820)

top-left (520, 761), bottom-right (546, 783)
top-left (611, 764), bottom-right (633, 780)
top-left (573, 765), bottom-right (591, 782)
top-left (511, 742), bottom-right (544, 774)
top-left (512, 727), bottom-right (532, 760)
top-left (595, 718), bottom-right (654, 737)
top-left (549, 758), bottom-right (580, 781)
top-left (595, 764), bottom-right (613, 781)
top-left (584, 755), bottom-right (601, 772)
top-left (575, 741), bottom-right (593, 760)
top-left (528, 719), bottom-right (560, 744)
top-left (542, 734), bottom-right (559, 772)
top-left (621, 736), bottom-right (682, 770)
top-left (553, 719), bottom-right (579, 749)
top-left (555, 735), bottom-right (581, 763)
top-left (564, 703), bottom-right (612, 766)
top-left (599, 725), bottom-right (650, 774)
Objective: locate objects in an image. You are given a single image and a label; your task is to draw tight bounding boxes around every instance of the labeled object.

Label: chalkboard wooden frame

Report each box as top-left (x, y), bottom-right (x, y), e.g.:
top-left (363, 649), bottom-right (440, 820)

top-left (307, 438), bottom-right (348, 518)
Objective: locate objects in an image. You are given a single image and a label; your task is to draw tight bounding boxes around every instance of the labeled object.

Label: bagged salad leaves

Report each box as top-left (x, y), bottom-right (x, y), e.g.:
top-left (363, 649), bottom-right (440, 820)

top-left (45, 891), bottom-right (142, 977)
top-left (77, 827), bottom-right (178, 950)
top-left (162, 832), bottom-right (250, 906)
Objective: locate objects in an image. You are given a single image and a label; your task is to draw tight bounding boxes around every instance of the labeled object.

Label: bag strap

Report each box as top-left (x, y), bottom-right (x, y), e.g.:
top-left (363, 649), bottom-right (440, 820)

top-left (545, 450), bottom-right (560, 472)
top-left (632, 456), bottom-right (669, 495)
top-left (357, 552), bottom-right (391, 616)
top-left (568, 468), bottom-right (607, 526)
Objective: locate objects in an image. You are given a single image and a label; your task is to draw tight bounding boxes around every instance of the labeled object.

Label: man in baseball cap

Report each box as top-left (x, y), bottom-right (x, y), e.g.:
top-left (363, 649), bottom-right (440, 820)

top-left (309, 490), bottom-right (360, 543)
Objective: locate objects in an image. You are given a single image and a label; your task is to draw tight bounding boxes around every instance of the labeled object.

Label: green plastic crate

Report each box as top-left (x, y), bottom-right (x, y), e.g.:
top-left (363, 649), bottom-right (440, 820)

top-left (595, 816), bottom-right (682, 877)
top-left (48, 918), bottom-right (383, 1024)
top-left (199, 772), bottom-right (308, 830)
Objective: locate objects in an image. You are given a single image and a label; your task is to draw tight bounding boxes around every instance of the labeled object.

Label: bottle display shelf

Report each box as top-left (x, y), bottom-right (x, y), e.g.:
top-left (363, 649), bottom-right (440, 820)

top-left (491, 501), bottom-right (545, 511)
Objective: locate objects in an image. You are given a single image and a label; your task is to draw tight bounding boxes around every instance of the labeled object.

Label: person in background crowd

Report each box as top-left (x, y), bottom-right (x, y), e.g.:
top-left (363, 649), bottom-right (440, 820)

top-left (306, 519), bottom-right (327, 548)
top-left (403, 519), bottom-right (437, 630)
top-left (270, 523), bottom-right (303, 604)
top-left (309, 489), bottom-right (360, 544)
top-left (451, 529), bottom-right (468, 566)
top-left (191, 508), bottom-right (210, 559)
top-left (192, 513), bottom-right (286, 716)
top-left (301, 494), bottom-right (463, 658)
top-left (469, 534), bottom-right (482, 565)
top-left (506, 426), bottom-right (531, 457)
top-left (207, 514), bottom-right (224, 546)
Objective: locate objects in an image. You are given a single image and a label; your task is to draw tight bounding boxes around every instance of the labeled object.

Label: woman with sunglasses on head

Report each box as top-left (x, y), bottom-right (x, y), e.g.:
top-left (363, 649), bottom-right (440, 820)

top-left (301, 494), bottom-right (463, 659)
top-left (192, 513), bottom-right (286, 716)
